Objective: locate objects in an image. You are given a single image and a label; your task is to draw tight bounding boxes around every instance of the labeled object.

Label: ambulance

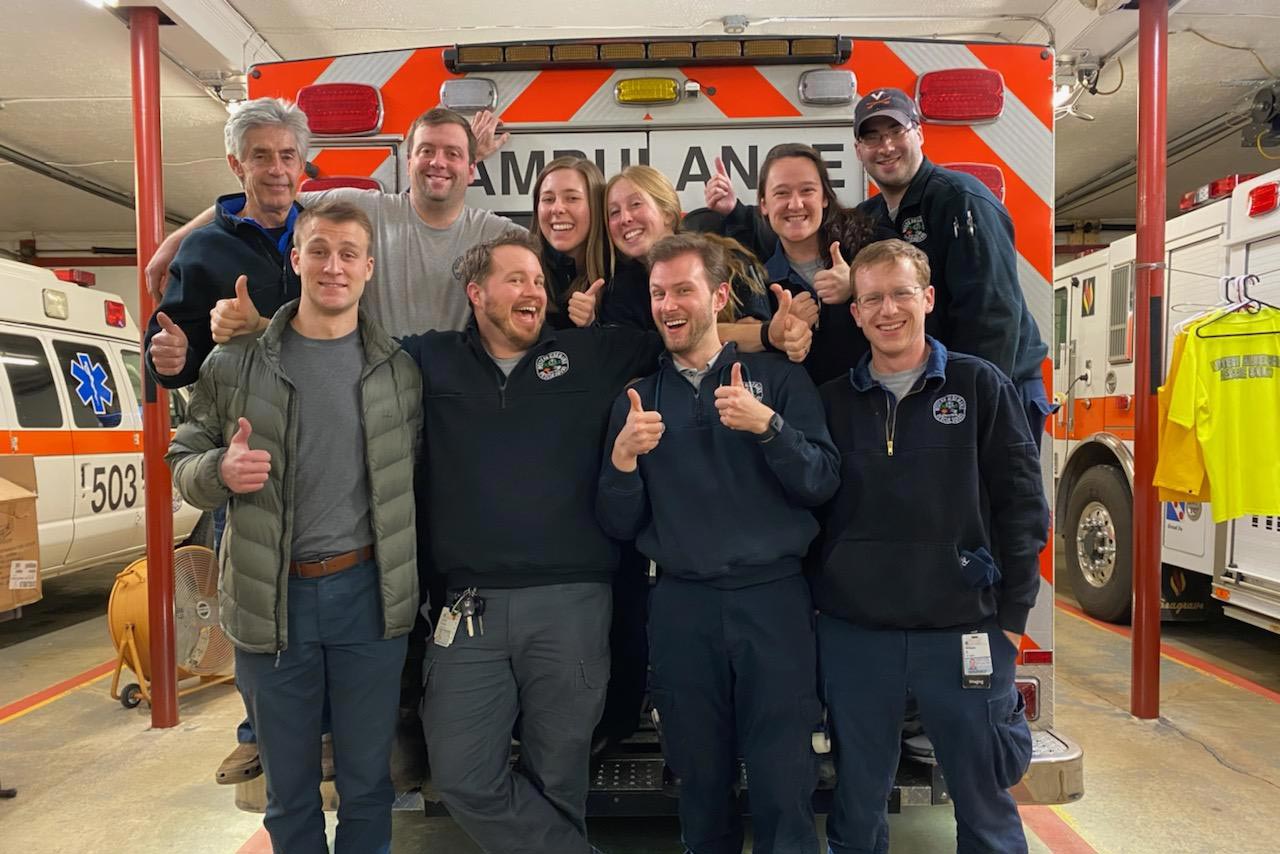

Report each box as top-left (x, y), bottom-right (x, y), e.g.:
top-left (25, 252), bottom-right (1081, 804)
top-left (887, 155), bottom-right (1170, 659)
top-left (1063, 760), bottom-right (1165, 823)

top-left (247, 32), bottom-right (1082, 812)
top-left (1053, 168), bottom-right (1280, 634)
top-left (0, 258), bottom-right (205, 607)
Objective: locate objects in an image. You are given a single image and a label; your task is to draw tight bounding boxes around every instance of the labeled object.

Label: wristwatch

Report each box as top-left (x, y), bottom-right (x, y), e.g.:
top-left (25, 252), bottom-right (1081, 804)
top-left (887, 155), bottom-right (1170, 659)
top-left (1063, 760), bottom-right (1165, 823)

top-left (759, 412), bottom-right (784, 443)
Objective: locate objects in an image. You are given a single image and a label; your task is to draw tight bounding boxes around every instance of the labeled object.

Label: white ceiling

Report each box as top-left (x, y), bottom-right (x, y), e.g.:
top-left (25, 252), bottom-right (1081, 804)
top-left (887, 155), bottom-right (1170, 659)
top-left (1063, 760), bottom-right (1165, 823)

top-left (1, 0), bottom-right (1278, 257)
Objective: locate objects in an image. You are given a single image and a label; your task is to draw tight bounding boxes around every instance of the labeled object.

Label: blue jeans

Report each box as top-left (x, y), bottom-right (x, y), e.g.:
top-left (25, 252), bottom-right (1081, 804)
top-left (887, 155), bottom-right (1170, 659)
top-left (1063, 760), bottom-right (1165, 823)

top-left (236, 560), bottom-right (407, 854)
top-left (818, 617), bottom-right (1031, 854)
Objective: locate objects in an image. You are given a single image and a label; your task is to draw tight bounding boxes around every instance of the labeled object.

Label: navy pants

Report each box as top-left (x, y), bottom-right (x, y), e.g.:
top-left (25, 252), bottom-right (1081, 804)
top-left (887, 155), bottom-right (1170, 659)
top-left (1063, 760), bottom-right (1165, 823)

top-left (817, 616), bottom-right (1032, 854)
top-left (236, 560), bottom-right (407, 854)
top-left (422, 582), bottom-right (611, 854)
top-left (649, 574), bottom-right (821, 854)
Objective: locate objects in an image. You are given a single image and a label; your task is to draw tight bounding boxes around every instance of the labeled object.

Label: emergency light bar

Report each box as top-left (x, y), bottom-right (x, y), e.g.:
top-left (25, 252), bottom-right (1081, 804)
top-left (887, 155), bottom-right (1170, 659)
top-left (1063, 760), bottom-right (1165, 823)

top-left (1248, 182), bottom-right (1279, 217)
top-left (1178, 173), bottom-right (1257, 212)
top-left (53, 268), bottom-right (96, 287)
top-left (105, 301), bottom-right (127, 329)
top-left (296, 83), bottom-right (383, 135)
top-left (916, 68), bottom-right (1005, 124)
top-left (943, 162), bottom-right (1006, 202)
top-left (300, 176), bottom-right (383, 193)
top-left (446, 36), bottom-right (851, 72)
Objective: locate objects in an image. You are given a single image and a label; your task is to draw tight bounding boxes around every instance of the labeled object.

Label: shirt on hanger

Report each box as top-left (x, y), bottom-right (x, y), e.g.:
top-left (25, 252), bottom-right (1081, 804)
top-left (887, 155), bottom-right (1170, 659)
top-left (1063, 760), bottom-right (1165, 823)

top-left (1154, 325), bottom-right (1211, 503)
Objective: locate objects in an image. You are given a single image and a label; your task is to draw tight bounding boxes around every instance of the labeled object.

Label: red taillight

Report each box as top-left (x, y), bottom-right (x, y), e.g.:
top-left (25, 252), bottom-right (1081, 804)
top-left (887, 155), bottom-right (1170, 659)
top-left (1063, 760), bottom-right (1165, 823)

top-left (1180, 173), bottom-right (1258, 211)
top-left (1249, 182), bottom-right (1280, 217)
top-left (1022, 648), bottom-right (1053, 666)
top-left (299, 176), bottom-right (383, 193)
top-left (105, 301), bottom-right (127, 328)
top-left (1015, 678), bottom-right (1040, 721)
top-left (916, 68), bottom-right (1005, 123)
top-left (296, 83), bottom-right (383, 135)
top-left (944, 162), bottom-right (1006, 202)
top-left (53, 268), bottom-right (96, 287)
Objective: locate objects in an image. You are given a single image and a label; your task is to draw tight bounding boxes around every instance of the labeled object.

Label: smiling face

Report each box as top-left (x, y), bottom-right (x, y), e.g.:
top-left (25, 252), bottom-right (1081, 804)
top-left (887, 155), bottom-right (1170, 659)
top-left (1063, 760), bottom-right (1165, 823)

top-left (536, 168), bottom-right (591, 258)
top-left (291, 216), bottom-right (374, 318)
top-left (407, 120), bottom-right (474, 208)
top-left (607, 177), bottom-right (675, 260)
top-left (758, 156), bottom-right (828, 253)
top-left (467, 244), bottom-right (548, 358)
top-left (851, 257), bottom-right (935, 370)
top-left (649, 251), bottom-right (728, 359)
top-left (855, 116), bottom-right (925, 195)
top-left (228, 124), bottom-right (304, 226)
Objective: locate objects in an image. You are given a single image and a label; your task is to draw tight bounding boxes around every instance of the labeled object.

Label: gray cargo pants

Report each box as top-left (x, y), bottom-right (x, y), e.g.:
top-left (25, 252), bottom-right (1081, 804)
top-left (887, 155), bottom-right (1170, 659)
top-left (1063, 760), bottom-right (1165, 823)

top-left (421, 581), bottom-right (611, 854)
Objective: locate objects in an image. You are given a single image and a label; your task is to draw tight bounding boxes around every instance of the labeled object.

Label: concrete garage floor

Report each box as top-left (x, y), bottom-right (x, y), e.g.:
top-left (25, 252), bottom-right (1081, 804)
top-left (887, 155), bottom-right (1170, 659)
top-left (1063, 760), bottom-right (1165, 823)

top-left (2, 562), bottom-right (1279, 854)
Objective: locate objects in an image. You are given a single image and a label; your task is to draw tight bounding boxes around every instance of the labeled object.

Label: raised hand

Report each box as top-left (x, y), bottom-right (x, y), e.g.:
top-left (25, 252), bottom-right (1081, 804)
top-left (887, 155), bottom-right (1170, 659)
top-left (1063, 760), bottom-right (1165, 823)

top-left (790, 290), bottom-right (820, 329)
top-left (767, 284), bottom-right (812, 364)
top-left (714, 362), bottom-right (774, 434)
top-left (611, 388), bottom-right (664, 472)
top-left (812, 241), bottom-right (853, 305)
top-left (470, 110), bottom-right (511, 161)
top-left (210, 275), bottom-right (262, 344)
top-left (220, 417), bottom-right (272, 494)
top-left (703, 156), bottom-right (738, 216)
top-left (568, 278), bottom-right (605, 328)
top-left (150, 312), bottom-right (189, 376)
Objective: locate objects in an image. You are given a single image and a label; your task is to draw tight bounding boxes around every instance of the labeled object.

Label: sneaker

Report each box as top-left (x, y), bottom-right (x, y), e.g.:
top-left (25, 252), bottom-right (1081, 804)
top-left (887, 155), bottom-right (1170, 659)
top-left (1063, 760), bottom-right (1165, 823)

top-left (321, 733), bottom-right (335, 781)
top-left (216, 743), bottom-right (262, 785)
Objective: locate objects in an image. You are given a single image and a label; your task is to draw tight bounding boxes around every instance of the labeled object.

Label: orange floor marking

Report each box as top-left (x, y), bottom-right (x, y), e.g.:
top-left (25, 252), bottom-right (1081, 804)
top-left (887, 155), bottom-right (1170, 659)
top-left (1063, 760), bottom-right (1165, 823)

top-left (235, 827), bottom-right (272, 854)
top-left (1021, 805), bottom-right (1101, 854)
top-left (0, 659), bottom-right (115, 725)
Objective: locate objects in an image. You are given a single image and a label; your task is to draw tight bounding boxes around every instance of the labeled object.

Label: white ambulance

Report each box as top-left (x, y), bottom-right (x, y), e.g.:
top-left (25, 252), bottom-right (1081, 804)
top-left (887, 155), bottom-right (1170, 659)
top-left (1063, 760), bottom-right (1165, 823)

top-left (1053, 168), bottom-right (1280, 633)
top-left (247, 32), bottom-right (1082, 813)
top-left (0, 258), bottom-right (205, 602)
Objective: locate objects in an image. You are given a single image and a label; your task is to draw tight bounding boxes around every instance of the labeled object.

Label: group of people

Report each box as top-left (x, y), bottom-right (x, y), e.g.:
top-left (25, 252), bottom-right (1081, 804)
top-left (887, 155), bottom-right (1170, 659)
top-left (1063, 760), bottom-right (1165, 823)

top-left (147, 85), bottom-right (1050, 854)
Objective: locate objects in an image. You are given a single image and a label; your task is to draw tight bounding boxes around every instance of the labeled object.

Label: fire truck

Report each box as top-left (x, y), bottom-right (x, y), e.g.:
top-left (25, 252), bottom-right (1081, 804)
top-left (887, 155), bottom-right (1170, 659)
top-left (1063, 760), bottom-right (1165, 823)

top-left (1054, 168), bottom-right (1280, 634)
top-left (246, 32), bottom-right (1083, 814)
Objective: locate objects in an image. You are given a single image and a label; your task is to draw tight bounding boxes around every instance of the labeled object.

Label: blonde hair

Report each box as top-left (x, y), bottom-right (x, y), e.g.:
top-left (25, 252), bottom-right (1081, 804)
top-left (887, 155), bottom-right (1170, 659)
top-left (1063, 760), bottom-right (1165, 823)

top-left (530, 156), bottom-right (610, 295)
top-left (849, 239), bottom-right (932, 294)
top-left (608, 166), bottom-right (766, 321)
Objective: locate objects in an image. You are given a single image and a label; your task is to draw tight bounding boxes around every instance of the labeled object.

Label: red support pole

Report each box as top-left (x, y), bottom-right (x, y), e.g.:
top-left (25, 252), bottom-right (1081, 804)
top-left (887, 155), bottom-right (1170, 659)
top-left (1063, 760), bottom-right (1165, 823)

top-left (129, 6), bottom-right (178, 729)
top-left (1131, 0), bottom-right (1168, 720)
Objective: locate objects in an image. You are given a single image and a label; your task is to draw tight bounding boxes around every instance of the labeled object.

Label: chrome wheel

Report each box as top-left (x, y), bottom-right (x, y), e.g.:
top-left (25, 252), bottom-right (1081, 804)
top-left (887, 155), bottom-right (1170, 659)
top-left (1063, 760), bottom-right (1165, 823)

top-left (1075, 500), bottom-right (1117, 589)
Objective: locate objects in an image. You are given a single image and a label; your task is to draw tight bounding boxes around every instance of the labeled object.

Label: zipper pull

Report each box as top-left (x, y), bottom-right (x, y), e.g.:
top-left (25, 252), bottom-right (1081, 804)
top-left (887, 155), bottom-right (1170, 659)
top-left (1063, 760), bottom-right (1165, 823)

top-left (274, 649), bottom-right (282, 669)
top-left (887, 438), bottom-right (894, 457)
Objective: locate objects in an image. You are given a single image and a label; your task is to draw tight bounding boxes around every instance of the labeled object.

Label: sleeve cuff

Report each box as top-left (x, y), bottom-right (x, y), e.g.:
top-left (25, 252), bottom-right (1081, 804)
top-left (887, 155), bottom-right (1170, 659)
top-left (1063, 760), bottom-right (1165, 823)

top-left (600, 461), bottom-right (644, 494)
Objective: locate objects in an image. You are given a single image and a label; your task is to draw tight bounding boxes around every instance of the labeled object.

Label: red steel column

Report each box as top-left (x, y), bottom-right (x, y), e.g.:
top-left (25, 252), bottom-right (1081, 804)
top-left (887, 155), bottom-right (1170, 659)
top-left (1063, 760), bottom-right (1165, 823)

top-left (130, 6), bottom-right (178, 728)
top-left (1131, 0), bottom-right (1168, 719)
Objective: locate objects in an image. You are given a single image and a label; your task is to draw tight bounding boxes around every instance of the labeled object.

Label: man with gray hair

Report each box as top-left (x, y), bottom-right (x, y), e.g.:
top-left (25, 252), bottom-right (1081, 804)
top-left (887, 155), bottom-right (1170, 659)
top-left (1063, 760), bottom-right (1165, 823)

top-left (143, 96), bottom-right (314, 787)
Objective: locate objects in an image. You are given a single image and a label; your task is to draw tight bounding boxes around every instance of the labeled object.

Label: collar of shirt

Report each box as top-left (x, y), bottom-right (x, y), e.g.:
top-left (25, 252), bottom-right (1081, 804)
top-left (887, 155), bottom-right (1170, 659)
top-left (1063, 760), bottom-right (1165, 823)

top-left (218, 193), bottom-right (300, 254)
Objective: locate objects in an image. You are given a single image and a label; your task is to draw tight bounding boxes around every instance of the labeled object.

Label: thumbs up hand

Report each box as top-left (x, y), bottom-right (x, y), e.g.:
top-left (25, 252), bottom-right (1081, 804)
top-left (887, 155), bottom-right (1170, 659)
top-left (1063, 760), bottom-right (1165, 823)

top-left (812, 241), bottom-right (853, 305)
top-left (220, 417), bottom-right (272, 494)
top-left (714, 362), bottom-right (775, 434)
top-left (703, 155), bottom-right (738, 216)
top-left (211, 275), bottom-right (263, 343)
top-left (568, 278), bottom-right (605, 328)
top-left (766, 284), bottom-right (813, 364)
top-left (150, 311), bottom-right (189, 376)
top-left (611, 387), bottom-right (664, 472)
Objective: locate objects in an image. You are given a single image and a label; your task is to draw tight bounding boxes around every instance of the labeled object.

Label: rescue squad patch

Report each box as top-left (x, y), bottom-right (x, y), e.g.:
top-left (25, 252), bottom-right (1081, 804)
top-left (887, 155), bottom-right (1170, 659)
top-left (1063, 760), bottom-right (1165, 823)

top-left (535, 351), bottom-right (569, 381)
top-left (744, 380), bottom-right (764, 402)
top-left (901, 216), bottom-right (927, 244)
top-left (933, 394), bottom-right (966, 425)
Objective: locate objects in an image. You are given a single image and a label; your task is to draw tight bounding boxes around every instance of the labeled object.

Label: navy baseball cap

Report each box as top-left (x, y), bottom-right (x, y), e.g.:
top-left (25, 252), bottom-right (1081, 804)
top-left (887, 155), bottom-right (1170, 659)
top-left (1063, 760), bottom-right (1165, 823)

top-left (854, 88), bottom-right (921, 137)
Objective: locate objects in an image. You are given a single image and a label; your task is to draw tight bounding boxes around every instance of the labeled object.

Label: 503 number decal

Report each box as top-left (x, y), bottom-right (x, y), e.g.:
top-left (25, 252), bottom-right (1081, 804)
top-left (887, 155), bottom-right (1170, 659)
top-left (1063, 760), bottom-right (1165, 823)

top-left (89, 464), bottom-right (140, 513)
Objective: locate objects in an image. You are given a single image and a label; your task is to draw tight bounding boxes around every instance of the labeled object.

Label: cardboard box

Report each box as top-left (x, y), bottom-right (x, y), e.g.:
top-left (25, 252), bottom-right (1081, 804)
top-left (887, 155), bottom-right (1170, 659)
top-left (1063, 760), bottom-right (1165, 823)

top-left (0, 455), bottom-right (41, 614)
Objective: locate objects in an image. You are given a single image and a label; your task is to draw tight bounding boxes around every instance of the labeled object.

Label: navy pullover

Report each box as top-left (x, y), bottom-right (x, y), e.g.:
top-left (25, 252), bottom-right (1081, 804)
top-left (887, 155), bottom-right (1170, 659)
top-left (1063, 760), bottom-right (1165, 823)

top-left (815, 338), bottom-right (1048, 634)
top-left (598, 343), bottom-right (839, 588)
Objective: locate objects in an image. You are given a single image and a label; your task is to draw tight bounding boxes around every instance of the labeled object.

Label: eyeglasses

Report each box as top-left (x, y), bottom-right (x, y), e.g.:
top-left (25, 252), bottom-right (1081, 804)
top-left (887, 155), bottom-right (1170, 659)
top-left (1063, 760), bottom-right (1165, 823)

top-left (857, 124), bottom-right (915, 147)
top-left (854, 286), bottom-right (924, 310)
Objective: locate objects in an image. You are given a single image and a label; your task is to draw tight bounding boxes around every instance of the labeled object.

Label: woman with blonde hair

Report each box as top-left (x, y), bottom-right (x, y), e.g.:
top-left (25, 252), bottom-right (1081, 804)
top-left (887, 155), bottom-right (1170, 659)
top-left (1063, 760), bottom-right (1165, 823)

top-left (529, 155), bottom-right (612, 329)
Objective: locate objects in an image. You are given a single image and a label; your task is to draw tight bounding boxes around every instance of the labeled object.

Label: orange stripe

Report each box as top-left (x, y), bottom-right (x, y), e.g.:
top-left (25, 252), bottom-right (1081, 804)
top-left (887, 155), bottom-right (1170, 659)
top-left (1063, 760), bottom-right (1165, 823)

top-left (967, 44), bottom-right (1055, 130)
top-left (503, 69), bottom-right (616, 123)
top-left (0, 659), bottom-right (116, 725)
top-left (1057, 600), bottom-right (1280, 705)
top-left (848, 41), bottom-right (1053, 282)
top-left (1019, 806), bottom-right (1101, 854)
top-left (7, 429), bottom-right (140, 456)
top-left (377, 47), bottom-right (461, 135)
top-left (311, 148), bottom-right (392, 179)
top-left (236, 828), bottom-right (273, 854)
top-left (248, 57), bottom-right (336, 102)
top-left (1061, 397), bottom-right (1136, 442)
top-left (679, 66), bottom-right (803, 119)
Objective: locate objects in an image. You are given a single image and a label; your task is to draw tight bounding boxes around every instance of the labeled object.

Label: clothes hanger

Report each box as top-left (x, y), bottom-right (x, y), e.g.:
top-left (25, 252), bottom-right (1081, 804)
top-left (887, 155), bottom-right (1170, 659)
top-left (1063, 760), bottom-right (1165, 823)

top-left (1195, 275), bottom-right (1280, 338)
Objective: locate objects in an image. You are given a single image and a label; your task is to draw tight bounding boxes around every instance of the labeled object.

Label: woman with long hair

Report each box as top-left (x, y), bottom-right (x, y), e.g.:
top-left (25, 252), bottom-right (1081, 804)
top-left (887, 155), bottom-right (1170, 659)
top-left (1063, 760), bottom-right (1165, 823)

top-left (529, 156), bottom-right (611, 329)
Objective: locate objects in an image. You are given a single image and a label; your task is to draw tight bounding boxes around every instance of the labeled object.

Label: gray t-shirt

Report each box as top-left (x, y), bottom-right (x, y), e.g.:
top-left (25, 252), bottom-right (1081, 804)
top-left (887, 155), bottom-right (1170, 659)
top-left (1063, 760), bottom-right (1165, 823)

top-left (490, 352), bottom-right (522, 378)
top-left (870, 361), bottom-right (927, 401)
top-left (789, 256), bottom-right (824, 287)
top-left (279, 324), bottom-right (373, 561)
top-left (303, 189), bottom-right (522, 338)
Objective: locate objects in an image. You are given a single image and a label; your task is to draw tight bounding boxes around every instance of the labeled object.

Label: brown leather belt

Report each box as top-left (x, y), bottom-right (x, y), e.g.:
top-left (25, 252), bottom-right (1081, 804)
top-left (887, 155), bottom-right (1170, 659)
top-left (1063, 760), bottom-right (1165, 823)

top-left (289, 545), bottom-right (374, 579)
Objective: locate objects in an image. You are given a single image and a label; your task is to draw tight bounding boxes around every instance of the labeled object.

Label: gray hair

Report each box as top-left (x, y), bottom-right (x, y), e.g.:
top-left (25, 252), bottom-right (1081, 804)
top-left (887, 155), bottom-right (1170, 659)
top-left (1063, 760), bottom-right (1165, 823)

top-left (223, 97), bottom-right (311, 162)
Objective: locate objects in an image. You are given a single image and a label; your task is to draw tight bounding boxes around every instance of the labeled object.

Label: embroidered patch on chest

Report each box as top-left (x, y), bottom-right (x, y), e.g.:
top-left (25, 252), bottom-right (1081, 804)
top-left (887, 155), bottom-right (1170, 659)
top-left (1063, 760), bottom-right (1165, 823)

top-left (744, 380), bottom-right (764, 402)
top-left (933, 394), bottom-right (966, 424)
top-left (536, 351), bottom-right (569, 380)
top-left (901, 215), bottom-right (927, 244)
